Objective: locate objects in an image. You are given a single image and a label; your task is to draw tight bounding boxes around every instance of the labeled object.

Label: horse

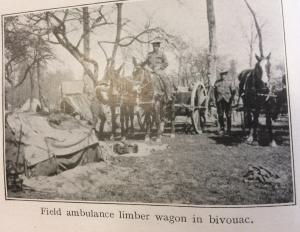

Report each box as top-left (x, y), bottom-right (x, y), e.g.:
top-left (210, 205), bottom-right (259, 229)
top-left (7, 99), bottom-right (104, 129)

top-left (132, 57), bottom-right (175, 142)
top-left (119, 75), bottom-right (141, 141)
top-left (238, 53), bottom-right (277, 147)
top-left (102, 64), bottom-right (140, 141)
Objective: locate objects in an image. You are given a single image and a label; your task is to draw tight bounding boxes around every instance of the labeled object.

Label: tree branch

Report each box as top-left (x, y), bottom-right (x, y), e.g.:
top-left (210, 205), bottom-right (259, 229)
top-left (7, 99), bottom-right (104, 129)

top-left (244, 0), bottom-right (263, 57)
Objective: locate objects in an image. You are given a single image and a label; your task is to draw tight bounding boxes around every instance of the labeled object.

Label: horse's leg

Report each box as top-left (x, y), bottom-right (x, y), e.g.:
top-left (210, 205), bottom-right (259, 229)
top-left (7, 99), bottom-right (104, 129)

top-left (120, 104), bottom-right (126, 141)
top-left (145, 108), bottom-right (151, 142)
top-left (99, 115), bottom-right (106, 141)
top-left (160, 103), bottom-right (165, 136)
top-left (170, 100), bottom-right (176, 138)
top-left (246, 108), bottom-right (254, 143)
top-left (110, 105), bottom-right (116, 141)
top-left (124, 106), bottom-right (129, 134)
top-left (266, 101), bottom-right (277, 147)
top-left (155, 100), bottom-right (162, 142)
top-left (129, 104), bottom-right (135, 134)
top-left (250, 108), bottom-right (260, 146)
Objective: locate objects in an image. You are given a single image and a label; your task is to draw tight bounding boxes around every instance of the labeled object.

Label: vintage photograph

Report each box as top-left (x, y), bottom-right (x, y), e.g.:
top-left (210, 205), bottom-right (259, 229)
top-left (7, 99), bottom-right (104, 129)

top-left (3, 0), bottom-right (294, 205)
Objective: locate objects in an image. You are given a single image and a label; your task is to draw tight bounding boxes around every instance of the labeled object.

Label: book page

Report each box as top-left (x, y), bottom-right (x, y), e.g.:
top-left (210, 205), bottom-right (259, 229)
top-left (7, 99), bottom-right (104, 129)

top-left (1, 0), bottom-right (299, 231)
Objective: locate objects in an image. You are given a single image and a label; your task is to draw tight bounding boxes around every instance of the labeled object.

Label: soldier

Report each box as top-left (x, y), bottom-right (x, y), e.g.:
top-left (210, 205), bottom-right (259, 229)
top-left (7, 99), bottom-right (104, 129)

top-left (214, 71), bottom-right (236, 135)
top-left (141, 40), bottom-right (172, 103)
top-left (90, 82), bottom-right (109, 140)
top-left (272, 74), bottom-right (287, 120)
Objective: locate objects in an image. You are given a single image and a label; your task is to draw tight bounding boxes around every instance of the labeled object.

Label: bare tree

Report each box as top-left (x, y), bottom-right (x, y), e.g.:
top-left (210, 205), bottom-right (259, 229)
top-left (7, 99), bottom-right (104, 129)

top-left (82, 7), bottom-right (93, 93)
top-left (244, 0), bottom-right (264, 57)
top-left (22, 6), bottom-right (116, 86)
top-left (4, 16), bottom-right (55, 111)
top-left (239, 18), bottom-right (257, 68)
top-left (206, 0), bottom-right (217, 86)
top-left (228, 59), bottom-right (238, 87)
top-left (98, 2), bottom-right (178, 72)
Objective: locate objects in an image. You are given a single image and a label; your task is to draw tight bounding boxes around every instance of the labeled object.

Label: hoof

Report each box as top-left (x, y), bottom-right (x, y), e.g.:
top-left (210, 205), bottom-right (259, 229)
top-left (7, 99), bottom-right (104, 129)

top-left (269, 140), bottom-right (277, 148)
top-left (170, 133), bottom-right (175, 138)
top-left (246, 136), bottom-right (253, 143)
top-left (156, 138), bottom-right (162, 143)
top-left (129, 132), bottom-right (135, 136)
top-left (121, 136), bottom-right (126, 141)
top-left (145, 137), bottom-right (150, 142)
top-left (251, 141), bottom-right (259, 146)
top-left (110, 135), bottom-right (115, 141)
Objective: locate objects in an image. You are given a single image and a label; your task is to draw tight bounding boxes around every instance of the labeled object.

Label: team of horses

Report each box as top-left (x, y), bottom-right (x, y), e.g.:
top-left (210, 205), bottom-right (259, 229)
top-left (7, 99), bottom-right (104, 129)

top-left (96, 54), bottom-right (285, 147)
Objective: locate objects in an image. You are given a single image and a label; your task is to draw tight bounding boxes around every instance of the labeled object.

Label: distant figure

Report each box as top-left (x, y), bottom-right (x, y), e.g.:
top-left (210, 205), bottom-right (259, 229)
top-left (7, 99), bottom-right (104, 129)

top-left (272, 74), bottom-right (287, 120)
top-left (214, 71), bottom-right (236, 135)
top-left (141, 40), bottom-right (172, 102)
top-left (187, 66), bottom-right (202, 90)
top-left (90, 83), bottom-right (109, 140)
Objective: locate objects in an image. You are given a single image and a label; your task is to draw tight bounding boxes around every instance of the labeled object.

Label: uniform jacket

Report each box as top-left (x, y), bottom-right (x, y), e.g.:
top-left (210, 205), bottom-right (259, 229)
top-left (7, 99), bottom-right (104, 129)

top-left (214, 78), bottom-right (236, 103)
top-left (142, 50), bottom-right (169, 71)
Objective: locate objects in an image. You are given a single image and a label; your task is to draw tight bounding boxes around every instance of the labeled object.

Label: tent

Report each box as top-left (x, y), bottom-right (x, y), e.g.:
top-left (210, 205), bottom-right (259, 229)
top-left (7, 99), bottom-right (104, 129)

top-left (59, 80), bottom-right (112, 132)
top-left (5, 112), bottom-right (106, 177)
top-left (20, 98), bottom-right (41, 112)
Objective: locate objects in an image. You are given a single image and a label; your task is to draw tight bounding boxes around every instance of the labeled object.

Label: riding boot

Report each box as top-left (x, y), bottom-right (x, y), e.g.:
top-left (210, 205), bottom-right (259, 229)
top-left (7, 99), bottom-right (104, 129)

top-left (227, 121), bottom-right (231, 135)
top-left (98, 116), bottom-right (106, 141)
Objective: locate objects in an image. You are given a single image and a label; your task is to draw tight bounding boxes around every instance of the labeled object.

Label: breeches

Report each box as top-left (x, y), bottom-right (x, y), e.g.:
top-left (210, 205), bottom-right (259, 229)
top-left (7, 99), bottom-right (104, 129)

top-left (155, 70), bottom-right (172, 99)
top-left (216, 98), bottom-right (232, 129)
top-left (90, 100), bottom-right (106, 129)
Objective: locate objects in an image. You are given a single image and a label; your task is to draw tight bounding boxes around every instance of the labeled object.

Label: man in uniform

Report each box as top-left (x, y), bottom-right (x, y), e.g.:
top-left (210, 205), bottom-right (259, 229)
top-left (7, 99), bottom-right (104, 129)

top-left (90, 82), bottom-right (109, 140)
top-left (214, 71), bottom-right (236, 135)
top-left (141, 40), bottom-right (172, 102)
top-left (272, 74), bottom-right (287, 120)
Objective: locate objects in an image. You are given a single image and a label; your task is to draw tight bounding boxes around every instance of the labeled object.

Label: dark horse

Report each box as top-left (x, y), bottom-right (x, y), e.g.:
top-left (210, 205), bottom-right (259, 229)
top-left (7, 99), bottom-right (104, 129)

top-left (238, 53), bottom-right (277, 147)
top-left (132, 58), bottom-right (175, 142)
top-left (119, 75), bottom-right (141, 141)
top-left (103, 64), bottom-right (140, 141)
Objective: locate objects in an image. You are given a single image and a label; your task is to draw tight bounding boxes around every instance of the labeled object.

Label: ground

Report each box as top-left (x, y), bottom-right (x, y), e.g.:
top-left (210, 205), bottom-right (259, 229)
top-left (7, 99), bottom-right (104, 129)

top-left (7, 114), bottom-right (293, 206)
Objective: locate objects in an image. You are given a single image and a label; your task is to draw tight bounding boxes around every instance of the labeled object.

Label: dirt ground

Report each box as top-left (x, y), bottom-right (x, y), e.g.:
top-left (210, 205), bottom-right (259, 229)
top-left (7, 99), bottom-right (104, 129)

top-left (8, 114), bottom-right (294, 206)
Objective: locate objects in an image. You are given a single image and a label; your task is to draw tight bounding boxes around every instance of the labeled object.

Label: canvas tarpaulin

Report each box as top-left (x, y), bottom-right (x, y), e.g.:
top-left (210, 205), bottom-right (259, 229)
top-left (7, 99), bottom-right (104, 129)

top-left (5, 112), bottom-right (105, 176)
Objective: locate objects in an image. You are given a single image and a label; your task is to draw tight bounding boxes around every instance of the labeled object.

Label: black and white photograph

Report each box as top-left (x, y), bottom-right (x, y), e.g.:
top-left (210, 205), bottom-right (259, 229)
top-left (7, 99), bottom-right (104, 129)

top-left (3, 0), bottom-right (294, 207)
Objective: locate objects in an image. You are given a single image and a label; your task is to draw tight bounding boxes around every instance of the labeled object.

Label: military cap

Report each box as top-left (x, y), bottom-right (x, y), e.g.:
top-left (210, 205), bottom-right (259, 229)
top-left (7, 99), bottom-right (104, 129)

top-left (220, 71), bottom-right (229, 76)
top-left (151, 39), bottom-right (161, 46)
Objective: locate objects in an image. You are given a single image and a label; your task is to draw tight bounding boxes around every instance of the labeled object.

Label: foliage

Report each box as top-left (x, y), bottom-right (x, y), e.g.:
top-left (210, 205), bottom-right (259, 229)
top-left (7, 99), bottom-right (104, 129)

top-left (4, 16), bottom-right (55, 88)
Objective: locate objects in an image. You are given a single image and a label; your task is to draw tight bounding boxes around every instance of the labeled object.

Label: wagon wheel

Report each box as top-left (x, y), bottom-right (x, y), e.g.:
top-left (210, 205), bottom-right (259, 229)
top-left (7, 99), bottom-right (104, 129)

top-left (190, 81), bottom-right (207, 134)
top-left (137, 108), bottom-right (154, 131)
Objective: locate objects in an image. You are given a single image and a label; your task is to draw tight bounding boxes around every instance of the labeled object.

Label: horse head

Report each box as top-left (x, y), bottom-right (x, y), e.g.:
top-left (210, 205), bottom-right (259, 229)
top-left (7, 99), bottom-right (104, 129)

top-left (132, 57), bottom-right (152, 85)
top-left (254, 52), bottom-right (271, 85)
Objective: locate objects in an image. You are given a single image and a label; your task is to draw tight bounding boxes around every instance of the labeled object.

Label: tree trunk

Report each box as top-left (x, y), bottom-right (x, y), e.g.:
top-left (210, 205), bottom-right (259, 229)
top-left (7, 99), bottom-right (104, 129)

top-left (110, 3), bottom-right (123, 69)
top-left (206, 0), bottom-right (217, 86)
top-left (206, 0), bottom-right (217, 121)
top-left (37, 59), bottom-right (45, 111)
top-left (178, 56), bottom-right (182, 86)
top-left (83, 7), bottom-right (94, 91)
top-left (29, 69), bottom-right (35, 112)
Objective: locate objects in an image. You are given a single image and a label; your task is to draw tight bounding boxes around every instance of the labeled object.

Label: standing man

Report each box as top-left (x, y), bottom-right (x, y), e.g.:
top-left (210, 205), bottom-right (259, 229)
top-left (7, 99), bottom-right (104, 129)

top-left (272, 74), bottom-right (287, 120)
top-left (214, 71), bottom-right (236, 135)
top-left (141, 40), bottom-right (172, 103)
top-left (90, 82), bottom-right (109, 140)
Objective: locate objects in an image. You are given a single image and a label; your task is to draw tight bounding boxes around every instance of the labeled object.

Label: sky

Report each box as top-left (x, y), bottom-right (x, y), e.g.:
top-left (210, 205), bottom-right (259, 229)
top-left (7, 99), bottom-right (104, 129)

top-left (47, 0), bottom-right (286, 80)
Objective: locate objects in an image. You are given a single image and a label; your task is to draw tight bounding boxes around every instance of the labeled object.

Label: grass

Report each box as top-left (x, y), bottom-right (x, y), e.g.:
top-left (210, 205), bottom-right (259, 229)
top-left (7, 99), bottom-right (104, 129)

top-left (8, 119), bottom-right (294, 206)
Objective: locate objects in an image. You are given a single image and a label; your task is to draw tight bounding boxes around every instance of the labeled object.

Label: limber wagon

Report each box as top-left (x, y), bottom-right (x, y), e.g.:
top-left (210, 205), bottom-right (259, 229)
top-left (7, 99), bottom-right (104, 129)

top-left (136, 81), bottom-right (216, 134)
